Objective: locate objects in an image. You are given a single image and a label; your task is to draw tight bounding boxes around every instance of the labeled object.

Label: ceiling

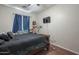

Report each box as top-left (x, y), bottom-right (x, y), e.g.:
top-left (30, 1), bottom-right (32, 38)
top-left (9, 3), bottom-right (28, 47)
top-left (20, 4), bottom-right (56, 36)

top-left (4, 4), bottom-right (54, 13)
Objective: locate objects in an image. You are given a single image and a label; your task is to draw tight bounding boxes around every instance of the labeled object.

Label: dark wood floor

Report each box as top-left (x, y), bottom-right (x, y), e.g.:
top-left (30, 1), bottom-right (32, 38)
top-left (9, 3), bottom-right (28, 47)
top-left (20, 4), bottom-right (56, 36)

top-left (35, 45), bottom-right (77, 55)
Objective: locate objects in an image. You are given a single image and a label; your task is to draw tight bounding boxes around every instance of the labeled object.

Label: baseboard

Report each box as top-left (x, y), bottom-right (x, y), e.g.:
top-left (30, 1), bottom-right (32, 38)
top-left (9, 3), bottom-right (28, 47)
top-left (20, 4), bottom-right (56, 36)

top-left (50, 43), bottom-right (79, 55)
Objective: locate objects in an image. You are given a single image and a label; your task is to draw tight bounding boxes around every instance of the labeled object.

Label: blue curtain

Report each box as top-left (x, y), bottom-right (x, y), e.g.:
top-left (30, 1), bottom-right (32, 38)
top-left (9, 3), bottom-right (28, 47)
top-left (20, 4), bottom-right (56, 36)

top-left (23, 16), bottom-right (30, 32)
top-left (12, 14), bottom-right (22, 33)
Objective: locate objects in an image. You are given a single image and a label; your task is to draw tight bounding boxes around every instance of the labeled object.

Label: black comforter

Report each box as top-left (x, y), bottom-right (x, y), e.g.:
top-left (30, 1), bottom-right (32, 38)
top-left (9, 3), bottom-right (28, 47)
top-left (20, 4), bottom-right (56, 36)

top-left (0, 33), bottom-right (48, 55)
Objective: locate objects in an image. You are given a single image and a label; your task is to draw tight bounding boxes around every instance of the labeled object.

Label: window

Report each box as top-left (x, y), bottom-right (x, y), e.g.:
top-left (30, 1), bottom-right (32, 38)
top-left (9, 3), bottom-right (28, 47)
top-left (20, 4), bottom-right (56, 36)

top-left (12, 14), bottom-right (30, 33)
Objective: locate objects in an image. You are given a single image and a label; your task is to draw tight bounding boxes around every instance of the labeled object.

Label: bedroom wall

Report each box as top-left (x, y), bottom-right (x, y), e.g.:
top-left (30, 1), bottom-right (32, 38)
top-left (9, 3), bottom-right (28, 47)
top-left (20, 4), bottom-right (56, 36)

top-left (37, 4), bottom-right (79, 54)
top-left (0, 5), bottom-right (36, 33)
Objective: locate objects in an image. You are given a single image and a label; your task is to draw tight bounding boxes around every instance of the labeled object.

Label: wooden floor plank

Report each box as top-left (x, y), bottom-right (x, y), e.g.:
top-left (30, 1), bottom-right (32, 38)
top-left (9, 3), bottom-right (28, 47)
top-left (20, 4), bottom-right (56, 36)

top-left (35, 45), bottom-right (77, 55)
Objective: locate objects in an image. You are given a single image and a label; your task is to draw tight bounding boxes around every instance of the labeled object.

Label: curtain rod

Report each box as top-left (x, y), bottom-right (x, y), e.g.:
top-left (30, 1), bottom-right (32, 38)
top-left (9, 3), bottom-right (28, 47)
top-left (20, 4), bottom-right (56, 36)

top-left (12, 13), bottom-right (30, 16)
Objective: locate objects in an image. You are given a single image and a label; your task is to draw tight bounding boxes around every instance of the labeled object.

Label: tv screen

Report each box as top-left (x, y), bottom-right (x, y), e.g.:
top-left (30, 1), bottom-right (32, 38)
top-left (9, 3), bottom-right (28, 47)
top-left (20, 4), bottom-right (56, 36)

top-left (43, 17), bottom-right (50, 23)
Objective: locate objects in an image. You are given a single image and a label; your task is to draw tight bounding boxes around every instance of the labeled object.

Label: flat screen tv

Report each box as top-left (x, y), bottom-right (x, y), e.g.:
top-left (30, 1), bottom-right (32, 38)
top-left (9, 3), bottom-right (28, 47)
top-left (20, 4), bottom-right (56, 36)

top-left (43, 16), bottom-right (51, 23)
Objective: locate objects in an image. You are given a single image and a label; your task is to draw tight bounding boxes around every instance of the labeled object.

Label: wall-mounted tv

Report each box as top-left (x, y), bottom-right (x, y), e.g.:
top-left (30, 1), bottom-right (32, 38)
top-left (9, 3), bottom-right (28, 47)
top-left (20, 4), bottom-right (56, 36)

top-left (43, 16), bottom-right (51, 23)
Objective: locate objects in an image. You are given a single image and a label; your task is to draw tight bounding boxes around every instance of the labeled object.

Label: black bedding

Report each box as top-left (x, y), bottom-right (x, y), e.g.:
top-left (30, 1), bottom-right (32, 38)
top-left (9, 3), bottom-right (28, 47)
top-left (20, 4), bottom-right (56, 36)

top-left (0, 33), bottom-right (48, 55)
top-left (0, 33), bottom-right (46, 47)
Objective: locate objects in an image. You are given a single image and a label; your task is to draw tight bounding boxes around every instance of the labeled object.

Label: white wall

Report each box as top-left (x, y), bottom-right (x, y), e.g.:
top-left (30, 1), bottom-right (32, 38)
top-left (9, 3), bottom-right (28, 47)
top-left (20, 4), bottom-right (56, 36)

top-left (1, 4), bottom-right (79, 54)
top-left (0, 5), bottom-right (36, 33)
top-left (37, 4), bottom-right (79, 54)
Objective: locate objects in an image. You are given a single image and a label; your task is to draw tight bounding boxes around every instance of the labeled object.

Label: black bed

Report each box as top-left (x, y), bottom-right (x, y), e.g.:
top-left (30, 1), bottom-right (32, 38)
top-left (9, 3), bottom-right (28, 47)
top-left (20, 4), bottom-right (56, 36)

top-left (0, 33), bottom-right (49, 55)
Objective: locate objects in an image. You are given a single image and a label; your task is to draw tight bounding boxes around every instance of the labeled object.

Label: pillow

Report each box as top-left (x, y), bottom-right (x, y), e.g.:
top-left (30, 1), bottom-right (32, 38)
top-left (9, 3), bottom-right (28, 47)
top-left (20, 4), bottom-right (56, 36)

top-left (7, 32), bottom-right (14, 39)
top-left (0, 34), bottom-right (10, 41)
top-left (0, 39), bottom-right (5, 45)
